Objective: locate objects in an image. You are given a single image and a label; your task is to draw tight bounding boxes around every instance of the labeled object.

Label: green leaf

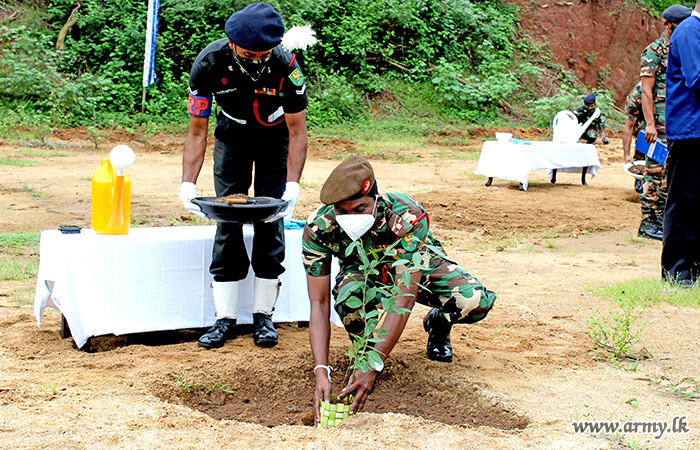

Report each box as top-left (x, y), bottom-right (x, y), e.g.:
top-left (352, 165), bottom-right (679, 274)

top-left (367, 351), bottom-right (384, 370)
top-left (364, 319), bottom-right (379, 335)
top-left (392, 259), bottom-right (410, 267)
top-left (375, 328), bottom-right (388, 336)
top-left (412, 252), bottom-right (423, 266)
top-left (345, 296), bottom-right (363, 309)
top-left (401, 270), bottom-right (412, 286)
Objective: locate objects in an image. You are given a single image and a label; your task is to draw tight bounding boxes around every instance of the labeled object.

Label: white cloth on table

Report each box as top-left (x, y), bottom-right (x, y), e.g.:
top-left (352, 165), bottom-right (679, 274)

top-left (34, 226), bottom-right (342, 348)
top-left (474, 141), bottom-right (601, 190)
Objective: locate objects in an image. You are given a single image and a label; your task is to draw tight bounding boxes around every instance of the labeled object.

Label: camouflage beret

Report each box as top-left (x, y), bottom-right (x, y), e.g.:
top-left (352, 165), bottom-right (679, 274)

top-left (320, 155), bottom-right (375, 205)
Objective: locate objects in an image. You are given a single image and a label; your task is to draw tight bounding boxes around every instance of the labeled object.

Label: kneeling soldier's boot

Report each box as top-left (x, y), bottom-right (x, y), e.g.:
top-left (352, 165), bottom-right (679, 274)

top-left (252, 277), bottom-right (281, 347)
top-left (423, 308), bottom-right (453, 363)
top-left (199, 281), bottom-right (238, 349)
top-left (638, 211), bottom-right (663, 241)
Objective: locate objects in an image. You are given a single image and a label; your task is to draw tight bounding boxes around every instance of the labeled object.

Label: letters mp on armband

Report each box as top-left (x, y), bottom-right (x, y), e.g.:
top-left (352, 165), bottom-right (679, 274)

top-left (188, 94), bottom-right (212, 118)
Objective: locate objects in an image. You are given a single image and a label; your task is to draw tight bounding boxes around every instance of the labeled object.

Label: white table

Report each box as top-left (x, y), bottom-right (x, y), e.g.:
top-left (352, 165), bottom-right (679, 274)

top-left (474, 141), bottom-right (601, 190)
top-left (34, 225), bottom-right (341, 348)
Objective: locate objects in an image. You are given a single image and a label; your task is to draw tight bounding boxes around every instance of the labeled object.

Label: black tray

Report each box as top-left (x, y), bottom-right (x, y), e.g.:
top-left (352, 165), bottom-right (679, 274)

top-left (192, 196), bottom-right (288, 223)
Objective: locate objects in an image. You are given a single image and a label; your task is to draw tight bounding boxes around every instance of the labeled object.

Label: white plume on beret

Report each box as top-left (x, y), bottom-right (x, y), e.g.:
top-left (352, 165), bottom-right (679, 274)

top-left (281, 25), bottom-right (318, 51)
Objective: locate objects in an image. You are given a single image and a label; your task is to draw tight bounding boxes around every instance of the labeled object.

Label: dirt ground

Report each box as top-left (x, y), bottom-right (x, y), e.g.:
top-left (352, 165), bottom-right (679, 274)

top-left (1, 127), bottom-right (699, 450)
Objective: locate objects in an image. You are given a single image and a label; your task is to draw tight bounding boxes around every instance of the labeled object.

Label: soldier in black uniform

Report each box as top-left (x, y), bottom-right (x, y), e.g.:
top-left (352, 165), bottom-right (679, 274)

top-left (178, 3), bottom-right (309, 349)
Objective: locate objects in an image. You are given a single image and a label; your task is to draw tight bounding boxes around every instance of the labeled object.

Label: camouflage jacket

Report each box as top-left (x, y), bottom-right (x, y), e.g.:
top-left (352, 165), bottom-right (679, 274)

top-left (301, 192), bottom-right (443, 277)
top-left (625, 82), bottom-right (646, 136)
top-left (573, 105), bottom-right (606, 131)
top-left (640, 36), bottom-right (668, 133)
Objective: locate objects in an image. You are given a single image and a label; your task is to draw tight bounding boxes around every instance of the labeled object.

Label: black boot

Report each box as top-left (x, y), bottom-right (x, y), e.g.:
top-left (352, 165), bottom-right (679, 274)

top-left (638, 210), bottom-right (663, 241)
top-left (423, 308), bottom-right (453, 363)
top-left (634, 179), bottom-right (643, 194)
top-left (253, 313), bottom-right (278, 348)
top-left (198, 318), bottom-right (237, 349)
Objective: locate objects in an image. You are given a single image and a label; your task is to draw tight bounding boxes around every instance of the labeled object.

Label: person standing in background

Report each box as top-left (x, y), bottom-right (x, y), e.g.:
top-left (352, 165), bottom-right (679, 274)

top-left (637, 4), bottom-right (693, 241)
top-left (179, 3), bottom-right (310, 348)
top-left (662, 2), bottom-right (700, 288)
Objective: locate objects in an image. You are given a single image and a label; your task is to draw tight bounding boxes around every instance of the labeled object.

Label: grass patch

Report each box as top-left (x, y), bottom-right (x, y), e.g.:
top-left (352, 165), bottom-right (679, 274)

top-left (12, 148), bottom-right (75, 158)
top-left (461, 171), bottom-right (487, 181)
top-left (0, 157), bottom-right (38, 166)
top-left (0, 260), bottom-right (39, 281)
top-left (0, 232), bottom-right (41, 251)
top-left (591, 278), bottom-right (700, 308)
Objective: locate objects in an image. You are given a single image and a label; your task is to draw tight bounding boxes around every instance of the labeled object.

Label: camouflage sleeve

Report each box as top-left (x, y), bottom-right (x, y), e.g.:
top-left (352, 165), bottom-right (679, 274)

top-left (386, 193), bottom-right (430, 250)
top-left (597, 114), bottom-right (606, 130)
top-left (640, 44), bottom-right (659, 78)
top-left (301, 207), bottom-right (333, 277)
top-left (626, 84), bottom-right (642, 121)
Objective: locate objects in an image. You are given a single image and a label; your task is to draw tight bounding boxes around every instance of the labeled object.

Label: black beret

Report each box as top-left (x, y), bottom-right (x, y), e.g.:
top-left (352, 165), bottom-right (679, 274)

top-left (320, 155), bottom-right (376, 205)
top-left (584, 93), bottom-right (596, 105)
top-left (663, 4), bottom-right (692, 23)
top-left (225, 3), bottom-right (285, 51)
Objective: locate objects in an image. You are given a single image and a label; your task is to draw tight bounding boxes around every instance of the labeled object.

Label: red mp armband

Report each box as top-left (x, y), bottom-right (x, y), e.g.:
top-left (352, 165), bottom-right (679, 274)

top-left (188, 94), bottom-right (212, 118)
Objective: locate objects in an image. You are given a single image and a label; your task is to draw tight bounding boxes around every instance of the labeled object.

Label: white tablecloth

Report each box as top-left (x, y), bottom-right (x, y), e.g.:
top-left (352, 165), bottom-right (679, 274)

top-left (34, 225), bottom-right (340, 348)
top-left (474, 141), bottom-right (601, 190)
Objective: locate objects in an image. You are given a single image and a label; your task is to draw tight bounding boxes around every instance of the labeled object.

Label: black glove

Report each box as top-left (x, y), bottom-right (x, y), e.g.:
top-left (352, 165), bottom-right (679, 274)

top-left (601, 137), bottom-right (610, 145)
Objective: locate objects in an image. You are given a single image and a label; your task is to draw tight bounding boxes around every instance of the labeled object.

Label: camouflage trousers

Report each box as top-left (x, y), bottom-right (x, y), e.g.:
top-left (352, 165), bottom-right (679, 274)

top-left (332, 256), bottom-right (497, 337)
top-left (582, 129), bottom-right (598, 144)
top-left (640, 156), bottom-right (668, 225)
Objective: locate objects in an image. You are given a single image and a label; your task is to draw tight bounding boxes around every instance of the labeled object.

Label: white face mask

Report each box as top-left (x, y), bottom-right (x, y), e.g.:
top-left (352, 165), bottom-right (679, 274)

top-left (336, 197), bottom-right (377, 241)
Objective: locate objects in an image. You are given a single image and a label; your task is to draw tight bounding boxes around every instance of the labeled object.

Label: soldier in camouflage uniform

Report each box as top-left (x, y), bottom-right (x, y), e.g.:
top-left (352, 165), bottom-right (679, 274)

top-left (304, 155), bottom-right (496, 421)
top-left (573, 93), bottom-right (610, 145)
top-left (638, 4), bottom-right (692, 240)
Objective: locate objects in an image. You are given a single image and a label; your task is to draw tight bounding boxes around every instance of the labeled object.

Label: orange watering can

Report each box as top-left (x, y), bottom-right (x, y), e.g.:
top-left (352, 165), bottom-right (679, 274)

top-left (91, 145), bottom-right (135, 235)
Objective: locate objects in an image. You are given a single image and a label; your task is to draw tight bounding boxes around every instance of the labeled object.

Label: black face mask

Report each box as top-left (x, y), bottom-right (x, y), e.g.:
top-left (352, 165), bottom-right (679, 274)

top-left (233, 50), bottom-right (270, 81)
top-left (670, 24), bottom-right (678, 36)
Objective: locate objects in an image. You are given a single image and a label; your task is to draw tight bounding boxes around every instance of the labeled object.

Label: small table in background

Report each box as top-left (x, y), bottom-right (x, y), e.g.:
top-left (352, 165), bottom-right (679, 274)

top-left (474, 140), bottom-right (601, 191)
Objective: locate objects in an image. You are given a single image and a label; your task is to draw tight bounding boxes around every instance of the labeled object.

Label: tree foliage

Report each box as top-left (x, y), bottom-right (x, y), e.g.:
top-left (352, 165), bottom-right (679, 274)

top-left (0, 0), bottom-right (627, 128)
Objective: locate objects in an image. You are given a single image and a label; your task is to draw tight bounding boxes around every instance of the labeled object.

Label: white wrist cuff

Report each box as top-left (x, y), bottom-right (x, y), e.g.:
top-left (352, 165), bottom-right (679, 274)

top-left (313, 364), bottom-right (333, 382)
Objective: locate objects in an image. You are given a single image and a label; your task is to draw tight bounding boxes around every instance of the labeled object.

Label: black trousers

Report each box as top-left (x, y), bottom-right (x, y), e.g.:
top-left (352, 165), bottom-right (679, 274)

top-left (210, 136), bottom-right (288, 282)
top-left (662, 138), bottom-right (700, 282)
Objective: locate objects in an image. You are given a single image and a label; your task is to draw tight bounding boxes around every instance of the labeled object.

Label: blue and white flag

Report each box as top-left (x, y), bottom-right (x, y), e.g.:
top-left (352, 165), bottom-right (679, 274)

top-left (142, 0), bottom-right (160, 88)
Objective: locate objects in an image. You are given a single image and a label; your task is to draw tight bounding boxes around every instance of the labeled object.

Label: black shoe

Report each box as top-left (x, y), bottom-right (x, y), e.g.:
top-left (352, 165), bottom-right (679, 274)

top-left (601, 137), bottom-right (610, 145)
top-left (674, 279), bottom-right (696, 289)
top-left (423, 308), bottom-right (453, 363)
top-left (253, 313), bottom-right (278, 348)
top-left (198, 318), bottom-right (237, 349)
top-left (638, 221), bottom-right (663, 241)
top-left (634, 179), bottom-right (643, 194)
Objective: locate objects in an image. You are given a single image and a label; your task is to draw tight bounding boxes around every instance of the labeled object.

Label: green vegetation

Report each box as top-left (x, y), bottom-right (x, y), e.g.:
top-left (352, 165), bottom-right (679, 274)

top-left (587, 295), bottom-right (647, 364)
top-left (336, 237), bottom-right (429, 375)
top-left (591, 278), bottom-right (700, 308)
top-left (0, 0), bottom-right (630, 134)
top-left (0, 260), bottom-right (39, 281)
top-left (0, 232), bottom-right (41, 251)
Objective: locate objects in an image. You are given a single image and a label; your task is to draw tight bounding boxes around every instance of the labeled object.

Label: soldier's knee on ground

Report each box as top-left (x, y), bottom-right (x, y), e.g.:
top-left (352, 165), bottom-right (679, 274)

top-left (452, 288), bottom-right (497, 324)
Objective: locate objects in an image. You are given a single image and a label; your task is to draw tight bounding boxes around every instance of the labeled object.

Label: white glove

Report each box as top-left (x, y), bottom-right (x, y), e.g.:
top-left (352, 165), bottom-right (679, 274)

top-left (179, 182), bottom-right (208, 219)
top-left (267, 181), bottom-right (300, 222)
